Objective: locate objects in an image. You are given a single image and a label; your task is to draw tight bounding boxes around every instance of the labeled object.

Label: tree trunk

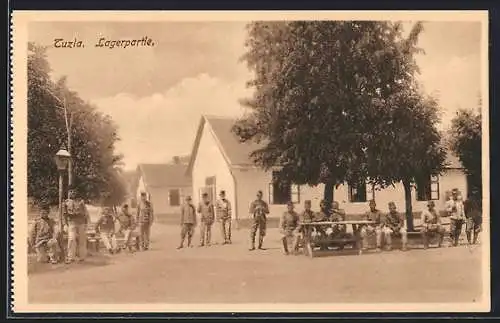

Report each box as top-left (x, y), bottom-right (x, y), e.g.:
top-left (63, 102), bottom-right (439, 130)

top-left (323, 181), bottom-right (335, 213)
top-left (403, 179), bottom-right (414, 232)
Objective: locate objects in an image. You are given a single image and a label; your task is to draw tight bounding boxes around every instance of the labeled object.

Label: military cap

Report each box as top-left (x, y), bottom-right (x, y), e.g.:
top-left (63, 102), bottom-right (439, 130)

top-left (219, 190), bottom-right (226, 195)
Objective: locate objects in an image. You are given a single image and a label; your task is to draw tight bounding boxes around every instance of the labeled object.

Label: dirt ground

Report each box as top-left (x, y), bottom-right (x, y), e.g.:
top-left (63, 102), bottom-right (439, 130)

top-left (28, 223), bottom-right (483, 305)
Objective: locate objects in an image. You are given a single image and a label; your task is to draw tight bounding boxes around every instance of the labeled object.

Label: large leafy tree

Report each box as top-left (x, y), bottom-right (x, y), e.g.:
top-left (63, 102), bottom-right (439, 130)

top-left (233, 21), bottom-right (444, 222)
top-left (28, 43), bottom-right (127, 206)
top-left (365, 84), bottom-right (446, 230)
top-left (448, 105), bottom-right (482, 201)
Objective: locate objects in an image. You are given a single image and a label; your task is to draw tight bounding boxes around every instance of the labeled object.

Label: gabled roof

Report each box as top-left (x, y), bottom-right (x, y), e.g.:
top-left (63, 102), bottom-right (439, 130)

top-left (445, 152), bottom-right (463, 169)
top-left (137, 163), bottom-right (191, 188)
top-left (186, 115), bottom-right (464, 175)
top-left (187, 116), bottom-right (263, 174)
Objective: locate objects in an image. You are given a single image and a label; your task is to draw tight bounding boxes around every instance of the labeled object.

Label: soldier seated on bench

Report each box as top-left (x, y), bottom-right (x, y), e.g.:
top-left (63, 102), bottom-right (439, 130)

top-left (420, 200), bottom-right (445, 249)
top-left (312, 200), bottom-right (330, 249)
top-left (296, 200), bottom-right (315, 250)
top-left (279, 201), bottom-right (300, 255)
top-left (360, 199), bottom-right (383, 252)
top-left (381, 201), bottom-right (408, 251)
top-left (116, 203), bottom-right (137, 252)
top-left (329, 201), bottom-right (347, 237)
top-left (28, 202), bottom-right (60, 264)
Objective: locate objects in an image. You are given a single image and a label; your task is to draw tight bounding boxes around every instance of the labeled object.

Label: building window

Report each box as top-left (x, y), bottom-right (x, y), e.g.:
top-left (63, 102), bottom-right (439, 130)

top-left (349, 179), bottom-right (370, 203)
top-left (169, 189), bottom-right (181, 206)
top-left (416, 175), bottom-right (439, 201)
top-left (269, 171), bottom-right (300, 205)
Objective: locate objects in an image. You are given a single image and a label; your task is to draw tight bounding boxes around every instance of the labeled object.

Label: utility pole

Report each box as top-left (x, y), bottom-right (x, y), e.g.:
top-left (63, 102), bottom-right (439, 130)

top-left (62, 96), bottom-right (74, 189)
top-left (47, 88), bottom-right (73, 194)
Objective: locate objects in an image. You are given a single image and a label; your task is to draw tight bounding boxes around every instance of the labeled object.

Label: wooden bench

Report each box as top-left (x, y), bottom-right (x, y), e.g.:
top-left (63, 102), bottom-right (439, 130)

top-left (298, 221), bottom-right (375, 258)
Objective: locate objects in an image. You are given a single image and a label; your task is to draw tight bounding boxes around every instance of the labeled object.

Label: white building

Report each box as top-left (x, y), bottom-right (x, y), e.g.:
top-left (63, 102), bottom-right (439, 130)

top-left (187, 115), bottom-right (467, 225)
top-left (135, 161), bottom-right (192, 216)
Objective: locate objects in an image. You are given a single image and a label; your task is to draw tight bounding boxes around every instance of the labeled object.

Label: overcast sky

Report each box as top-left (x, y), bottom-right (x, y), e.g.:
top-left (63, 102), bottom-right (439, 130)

top-left (28, 20), bottom-right (482, 170)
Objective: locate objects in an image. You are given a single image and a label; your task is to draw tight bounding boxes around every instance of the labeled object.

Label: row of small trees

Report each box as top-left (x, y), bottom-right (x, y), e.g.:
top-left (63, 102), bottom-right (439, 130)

top-left (233, 21), bottom-right (482, 230)
top-left (28, 43), bottom-right (128, 207)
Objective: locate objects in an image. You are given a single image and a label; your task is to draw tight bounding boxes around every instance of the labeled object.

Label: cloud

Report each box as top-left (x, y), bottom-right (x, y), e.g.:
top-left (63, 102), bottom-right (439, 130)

top-left (92, 73), bottom-right (252, 169)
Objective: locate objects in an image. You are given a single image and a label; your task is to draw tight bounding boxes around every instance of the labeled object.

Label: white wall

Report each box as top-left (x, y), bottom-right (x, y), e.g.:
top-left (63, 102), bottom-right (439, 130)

top-left (191, 122), bottom-right (235, 222)
top-left (334, 169), bottom-right (468, 216)
top-left (232, 168), bottom-right (324, 220)
top-left (231, 168), bottom-right (468, 221)
top-left (136, 176), bottom-right (147, 200)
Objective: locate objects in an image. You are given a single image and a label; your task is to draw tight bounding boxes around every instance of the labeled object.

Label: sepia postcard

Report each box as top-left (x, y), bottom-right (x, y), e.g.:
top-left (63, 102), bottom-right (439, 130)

top-left (10, 10), bottom-right (490, 314)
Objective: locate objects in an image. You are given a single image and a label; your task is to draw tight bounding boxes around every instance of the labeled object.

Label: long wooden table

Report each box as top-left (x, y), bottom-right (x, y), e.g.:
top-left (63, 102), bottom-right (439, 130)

top-left (299, 220), bottom-right (376, 257)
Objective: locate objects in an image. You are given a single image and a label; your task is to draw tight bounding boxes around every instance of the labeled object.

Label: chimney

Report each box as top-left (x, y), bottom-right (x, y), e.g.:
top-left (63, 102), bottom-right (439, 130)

top-left (173, 156), bottom-right (181, 164)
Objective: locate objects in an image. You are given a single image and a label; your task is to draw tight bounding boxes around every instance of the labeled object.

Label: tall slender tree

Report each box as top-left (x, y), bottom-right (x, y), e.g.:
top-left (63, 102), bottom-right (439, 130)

top-left (28, 43), bottom-right (127, 206)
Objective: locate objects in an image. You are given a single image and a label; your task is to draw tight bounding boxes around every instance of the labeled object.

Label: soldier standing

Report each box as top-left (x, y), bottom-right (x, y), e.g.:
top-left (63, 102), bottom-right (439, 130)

top-left (359, 199), bottom-right (383, 252)
top-left (249, 190), bottom-right (270, 251)
top-left (116, 203), bottom-right (136, 252)
top-left (464, 198), bottom-right (482, 245)
top-left (198, 193), bottom-right (215, 247)
top-left (382, 202), bottom-right (408, 251)
top-left (420, 200), bottom-right (446, 248)
top-left (63, 187), bottom-right (90, 264)
top-left (446, 188), bottom-right (465, 246)
top-left (215, 190), bottom-right (232, 245)
top-left (279, 201), bottom-right (299, 255)
top-left (178, 196), bottom-right (197, 249)
top-left (29, 202), bottom-right (59, 264)
top-left (136, 192), bottom-right (154, 251)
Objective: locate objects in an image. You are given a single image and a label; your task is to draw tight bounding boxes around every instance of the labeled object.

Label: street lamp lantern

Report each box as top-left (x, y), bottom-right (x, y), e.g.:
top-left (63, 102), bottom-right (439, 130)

top-left (54, 147), bottom-right (71, 261)
top-left (54, 148), bottom-right (71, 171)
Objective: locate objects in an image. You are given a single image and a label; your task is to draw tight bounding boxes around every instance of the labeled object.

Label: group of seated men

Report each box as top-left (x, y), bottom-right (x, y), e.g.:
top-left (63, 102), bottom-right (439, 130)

top-left (28, 202), bottom-right (140, 264)
top-left (279, 198), bottom-right (451, 255)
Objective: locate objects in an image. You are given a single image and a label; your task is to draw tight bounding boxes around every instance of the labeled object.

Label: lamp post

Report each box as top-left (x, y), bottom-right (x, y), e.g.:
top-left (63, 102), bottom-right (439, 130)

top-left (46, 89), bottom-right (74, 191)
top-left (54, 148), bottom-right (71, 233)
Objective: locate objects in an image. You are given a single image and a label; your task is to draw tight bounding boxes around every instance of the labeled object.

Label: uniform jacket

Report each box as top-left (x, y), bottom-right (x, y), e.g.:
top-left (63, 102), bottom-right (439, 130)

top-left (313, 211), bottom-right (328, 222)
top-left (446, 199), bottom-right (465, 221)
top-left (96, 213), bottom-right (116, 233)
top-left (280, 211), bottom-right (299, 231)
top-left (364, 209), bottom-right (382, 226)
top-left (137, 200), bottom-right (154, 224)
top-left (117, 211), bottom-right (135, 230)
top-left (384, 211), bottom-right (405, 231)
top-left (29, 216), bottom-right (57, 248)
top-left (63, 198), bottom-right (89, 225)
top-left (198, 201), bottom-right (215, 224)
top-left (330, 209), bottom-right (346, 222)
top-left (215, 198), bottom-right (232, 220)
top-left (249, 200), bottom-right (269, 217)
top-left (300, 210), bottom-right (315, 224)
top-left (421, 209), bottom-right (442, 227)
top-left (181, 203), bottom-right (197, 225)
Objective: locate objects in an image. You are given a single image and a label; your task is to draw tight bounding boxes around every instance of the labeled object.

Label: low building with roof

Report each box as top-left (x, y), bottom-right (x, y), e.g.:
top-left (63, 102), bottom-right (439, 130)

top-left (135, 156), bottom-right (192, 215)
top-left (187, 115), bottom-right (468, 226)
